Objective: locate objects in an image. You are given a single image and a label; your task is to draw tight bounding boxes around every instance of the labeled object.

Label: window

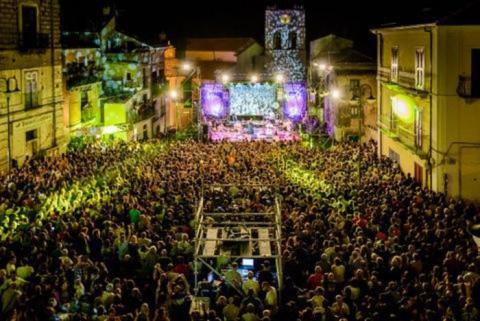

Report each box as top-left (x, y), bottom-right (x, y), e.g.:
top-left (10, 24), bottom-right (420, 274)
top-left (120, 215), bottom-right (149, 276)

top-left (415, 48), bottom-right (425, 89)
top-left (126, 72), bottom-right (132, 82)
top-left (471, 49), bottom-right (480, 97)
top-left (25, 129), bottom-right (38, 155)
top-left (414, 108), bottom-right (423, 148)
top-left (21, 5), bottom-right (38, 47)
top-left (25, 129), bottom-right (37, 141)
top-left (24, 71), bottom-right (39, 109)
top-left (389, 97), bottom-right (397, 130)
top-left (143, 68), bottom-right (148, 89)
top-left (273, 32), bottom-right (281, 49)
top-left (350, 79), bottom-right (360, 96)
top-left (391, 46), bottom-right (399, 82)
top-left (388, 148), bottom-right (400, 163)
top-left (143, 124), bottom-right (148, 140)
top-left (251, 56), bottom-right (256, 70)
top-left (351, 106), bottom-right (360, 117)
top-left (289, 32), bottom-right (297, 49)
top-left (80, 90), bottom-right (89, 109)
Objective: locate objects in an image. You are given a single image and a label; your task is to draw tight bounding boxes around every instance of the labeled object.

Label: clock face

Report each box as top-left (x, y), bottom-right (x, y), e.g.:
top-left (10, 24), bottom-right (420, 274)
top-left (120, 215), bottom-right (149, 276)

top-left (280, 14), bottom-right (291, 25)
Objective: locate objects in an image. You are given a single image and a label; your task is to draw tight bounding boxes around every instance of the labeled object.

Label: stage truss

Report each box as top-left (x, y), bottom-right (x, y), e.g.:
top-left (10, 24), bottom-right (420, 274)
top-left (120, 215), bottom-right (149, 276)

top-left (193, 184), bottom-right (283, 297)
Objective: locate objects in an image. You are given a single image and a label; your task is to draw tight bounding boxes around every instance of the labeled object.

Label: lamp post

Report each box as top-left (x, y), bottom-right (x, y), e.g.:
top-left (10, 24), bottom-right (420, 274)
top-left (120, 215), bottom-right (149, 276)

top-left (0, 76), bottom-right (20, 171)
top-left (349, 83), bottom-right (376, 185)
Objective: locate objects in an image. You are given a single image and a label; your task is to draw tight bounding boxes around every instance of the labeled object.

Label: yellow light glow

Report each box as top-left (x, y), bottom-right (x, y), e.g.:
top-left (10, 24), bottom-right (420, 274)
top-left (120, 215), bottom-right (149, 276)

top-left (169, 90), bottom-right (179, 99)
top-left (275, 74), bottom-right (285, 83)
top-left (392, 95), bottom-right (415, 123)
top-left (251, 74), bottom-right (259, 83)
top-left (331, 89), bottom-right (341, 100)
top-left (102, 125), bottom-right (121, 135)
top-left (221, 73), bottom-right (230, 83)
top-left (182, 62), bottom-right (192, 71)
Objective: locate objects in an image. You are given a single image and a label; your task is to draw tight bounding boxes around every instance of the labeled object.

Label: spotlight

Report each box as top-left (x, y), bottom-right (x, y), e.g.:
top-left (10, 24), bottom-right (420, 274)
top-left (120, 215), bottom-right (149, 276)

top-left (221, 73), bottom-right (230, 83)
top-left (275, 74), bottom-right (285, 83)
top-left (318, 63), bottom-right (327, 71)
top-left (169, 89), bottom-right (179, 99)
top-left (181, 62), bottom-right (192, 71)
top-left (331, 89), bottom-right (341, 100)
top-left (250, 74), bottom-right (259, 83)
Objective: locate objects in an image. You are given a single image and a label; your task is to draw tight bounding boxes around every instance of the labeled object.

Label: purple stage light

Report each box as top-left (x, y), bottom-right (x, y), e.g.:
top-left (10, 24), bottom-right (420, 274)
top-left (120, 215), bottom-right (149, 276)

top-left (283, 82), bottom-right (307, 121)
top-left (201, 83), bottom-right (228, 118)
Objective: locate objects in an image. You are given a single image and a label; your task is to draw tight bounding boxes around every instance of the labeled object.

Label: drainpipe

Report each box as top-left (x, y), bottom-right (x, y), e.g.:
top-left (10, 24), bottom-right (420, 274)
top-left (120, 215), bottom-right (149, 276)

top-left (376, 32), bottom-right (383, 158)
top-left (425, 26), bottom-right (433, 190)
top-left (50, 0), bottom-right (57, 148)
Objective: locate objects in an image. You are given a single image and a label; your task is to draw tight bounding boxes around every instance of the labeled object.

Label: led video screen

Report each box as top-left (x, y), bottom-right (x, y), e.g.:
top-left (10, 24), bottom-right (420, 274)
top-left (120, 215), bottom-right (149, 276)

top-left (228, 83), bottom-right (278, 117)
top-left (201, 83), bottom-right (229, 118)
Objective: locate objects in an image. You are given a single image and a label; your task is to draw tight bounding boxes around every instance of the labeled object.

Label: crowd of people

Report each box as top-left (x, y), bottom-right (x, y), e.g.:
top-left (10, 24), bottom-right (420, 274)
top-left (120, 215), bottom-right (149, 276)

top-left (0, 137), bottom-right (479, 321)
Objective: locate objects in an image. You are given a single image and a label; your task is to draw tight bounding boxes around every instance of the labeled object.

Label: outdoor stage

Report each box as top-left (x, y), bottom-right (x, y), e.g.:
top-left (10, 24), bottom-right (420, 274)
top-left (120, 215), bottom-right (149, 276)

top-left (208, 118), bottom-right (299, 142)
top-left (200, 81), bottom-right (307, 142)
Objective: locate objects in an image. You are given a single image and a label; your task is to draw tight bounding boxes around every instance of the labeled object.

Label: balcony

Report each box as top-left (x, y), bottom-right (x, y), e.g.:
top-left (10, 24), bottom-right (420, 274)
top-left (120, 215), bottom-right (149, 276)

top-left (378, 114), bottom-right (428, 158)
top-left (457, 75), bottom-right (480, 99)
top-left (19, 33), bottom-right (50, 51)
top-left (128, 102), bottom-right (155, 124)
top-left (65, 62), bottom-right (103, 89)
top-left (81, 105), bottom-right (96, 123)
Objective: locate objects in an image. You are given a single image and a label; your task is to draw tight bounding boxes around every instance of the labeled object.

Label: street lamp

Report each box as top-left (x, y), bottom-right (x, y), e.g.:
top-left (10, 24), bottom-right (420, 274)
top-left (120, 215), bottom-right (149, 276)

top-left (0, 76), bottom-right (20, 171)
top-left (274, 73), bottom-right (285, 83)
top-left (331, 88), bottom-right (341, 100)
top-left (181, 62), bottom-right (192, 72)
top-left (347, 83), bottom-right (376, 186)
top-left (250, 74), bottom-right (259, 83)
top-left (221, 73), bottom-right (230, 84)
top-left (169, 89), bottom-right (179, 100)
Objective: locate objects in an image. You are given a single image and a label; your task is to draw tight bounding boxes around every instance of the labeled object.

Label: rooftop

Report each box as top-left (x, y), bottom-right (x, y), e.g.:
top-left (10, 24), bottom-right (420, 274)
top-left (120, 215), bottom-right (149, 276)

top-left (185, 38), bottom-right (256, 52)
top-left (373, 1), bottom-right (480, 30)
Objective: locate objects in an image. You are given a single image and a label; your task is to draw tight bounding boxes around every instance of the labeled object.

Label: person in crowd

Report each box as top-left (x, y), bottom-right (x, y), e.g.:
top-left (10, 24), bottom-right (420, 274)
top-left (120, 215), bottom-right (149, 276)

top-left (0, 137), bottom-right (478, 321)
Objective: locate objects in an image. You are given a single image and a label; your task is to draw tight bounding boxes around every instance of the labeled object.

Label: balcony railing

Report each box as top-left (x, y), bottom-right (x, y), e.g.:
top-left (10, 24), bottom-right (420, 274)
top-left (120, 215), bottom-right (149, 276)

top-left (128, 102), bottom-right (155, 124)
top-left (65, 63), bottom-right (103, 89)
top-left (456, 75), bottom-right (480, 98)
top-left (378, 114), bottom-right (428, 157)
top-left (19, 33), bottom-right (50, 51)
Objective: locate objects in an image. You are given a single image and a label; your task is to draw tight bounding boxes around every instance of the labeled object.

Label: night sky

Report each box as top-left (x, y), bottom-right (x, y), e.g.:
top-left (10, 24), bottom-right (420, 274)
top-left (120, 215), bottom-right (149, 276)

top-left (61, 0), bottom-right (476, 56)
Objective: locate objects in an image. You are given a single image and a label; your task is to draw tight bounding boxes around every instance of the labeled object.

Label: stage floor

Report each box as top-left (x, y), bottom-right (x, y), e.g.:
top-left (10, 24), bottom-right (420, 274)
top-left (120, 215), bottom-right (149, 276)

top-left (208, 120), bottom-right (300, 142)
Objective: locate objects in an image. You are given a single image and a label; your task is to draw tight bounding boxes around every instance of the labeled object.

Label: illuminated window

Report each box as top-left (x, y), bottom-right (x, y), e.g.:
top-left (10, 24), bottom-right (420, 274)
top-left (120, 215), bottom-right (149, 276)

top-left (414, 108), bottom-right (423, 148)
top-left (415, 48), bottom-right (425, 89)
top-left (391, 46), bottom-right (399, 82)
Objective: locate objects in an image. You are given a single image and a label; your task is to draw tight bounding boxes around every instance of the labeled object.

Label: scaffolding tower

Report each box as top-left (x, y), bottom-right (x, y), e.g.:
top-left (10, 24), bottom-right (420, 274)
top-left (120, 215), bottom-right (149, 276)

top-left (193, 184), bottom-right (283, 298)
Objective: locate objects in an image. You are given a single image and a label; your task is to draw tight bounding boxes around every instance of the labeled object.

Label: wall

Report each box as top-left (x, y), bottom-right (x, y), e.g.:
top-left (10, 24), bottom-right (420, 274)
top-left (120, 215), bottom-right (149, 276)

top-left (432, 26), bottom-right (480, 201)
top-left (236, 43), bottom-right (265, 74)
top-left (185, 50), bottom-right (237, 63)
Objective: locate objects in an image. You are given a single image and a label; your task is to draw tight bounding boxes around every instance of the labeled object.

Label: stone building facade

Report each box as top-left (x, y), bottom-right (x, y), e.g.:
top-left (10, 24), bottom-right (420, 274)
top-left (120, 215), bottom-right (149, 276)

top-left (0, 0), bottom-right (66, 172)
